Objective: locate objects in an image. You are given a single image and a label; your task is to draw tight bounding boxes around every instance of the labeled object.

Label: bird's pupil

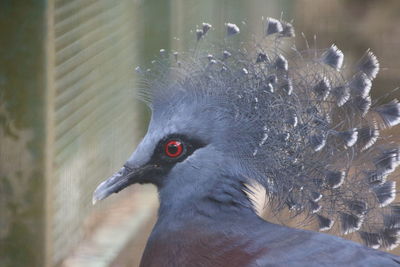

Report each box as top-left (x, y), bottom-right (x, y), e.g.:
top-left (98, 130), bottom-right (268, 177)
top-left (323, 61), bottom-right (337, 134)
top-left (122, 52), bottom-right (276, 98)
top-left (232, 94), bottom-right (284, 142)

top-left (168, 144), bottom-right (178, 154)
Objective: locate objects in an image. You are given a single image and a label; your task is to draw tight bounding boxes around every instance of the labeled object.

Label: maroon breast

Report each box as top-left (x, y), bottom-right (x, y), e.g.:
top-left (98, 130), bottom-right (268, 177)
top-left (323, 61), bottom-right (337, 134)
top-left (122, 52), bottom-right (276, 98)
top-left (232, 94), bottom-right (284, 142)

top-left (139, 227), bottom-right (268, 267)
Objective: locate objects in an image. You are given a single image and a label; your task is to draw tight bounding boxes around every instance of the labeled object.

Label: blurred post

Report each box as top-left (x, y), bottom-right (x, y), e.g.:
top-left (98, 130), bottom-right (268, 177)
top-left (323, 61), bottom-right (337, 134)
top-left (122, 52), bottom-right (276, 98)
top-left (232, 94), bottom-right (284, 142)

top-left (0, 1), bottom-right (47, 266)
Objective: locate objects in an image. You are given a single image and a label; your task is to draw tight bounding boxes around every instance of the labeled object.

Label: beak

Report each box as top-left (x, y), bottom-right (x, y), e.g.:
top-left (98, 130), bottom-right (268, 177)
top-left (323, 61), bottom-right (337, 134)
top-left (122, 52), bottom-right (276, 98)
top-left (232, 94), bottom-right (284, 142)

top-left (92, 163), bottom-right (159, 205)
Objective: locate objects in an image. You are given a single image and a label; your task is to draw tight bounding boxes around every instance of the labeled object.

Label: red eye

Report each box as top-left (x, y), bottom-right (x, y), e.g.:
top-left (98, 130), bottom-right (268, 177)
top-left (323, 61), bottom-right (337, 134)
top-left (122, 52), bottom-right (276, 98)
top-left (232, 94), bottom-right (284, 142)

top-left (165, 140), bottom-right (184, 158)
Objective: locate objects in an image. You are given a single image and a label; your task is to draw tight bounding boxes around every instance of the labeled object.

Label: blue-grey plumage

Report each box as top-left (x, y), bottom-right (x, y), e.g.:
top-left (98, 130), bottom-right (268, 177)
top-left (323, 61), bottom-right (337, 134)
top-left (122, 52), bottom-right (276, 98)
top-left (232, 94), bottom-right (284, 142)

top-left (93, 17), bottom-right (400, 265)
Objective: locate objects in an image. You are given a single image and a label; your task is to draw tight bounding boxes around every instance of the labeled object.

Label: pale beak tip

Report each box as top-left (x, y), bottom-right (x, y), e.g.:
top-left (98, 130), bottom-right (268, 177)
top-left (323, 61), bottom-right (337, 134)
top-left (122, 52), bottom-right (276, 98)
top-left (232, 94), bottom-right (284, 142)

top-left (92, 196), bottom-right (98, 205)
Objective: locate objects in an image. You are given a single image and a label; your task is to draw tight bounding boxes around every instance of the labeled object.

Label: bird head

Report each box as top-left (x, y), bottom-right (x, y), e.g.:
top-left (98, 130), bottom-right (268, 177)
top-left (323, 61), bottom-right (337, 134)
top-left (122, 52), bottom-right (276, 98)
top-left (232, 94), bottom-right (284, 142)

top-left (91, 20), bottom-right (337, 210)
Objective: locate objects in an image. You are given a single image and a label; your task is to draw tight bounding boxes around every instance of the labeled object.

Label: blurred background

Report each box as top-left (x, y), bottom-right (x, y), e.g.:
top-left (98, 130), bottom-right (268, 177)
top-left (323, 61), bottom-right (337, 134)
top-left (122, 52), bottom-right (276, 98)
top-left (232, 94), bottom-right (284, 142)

top-left (1, 0), bottom-right (400, 266)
